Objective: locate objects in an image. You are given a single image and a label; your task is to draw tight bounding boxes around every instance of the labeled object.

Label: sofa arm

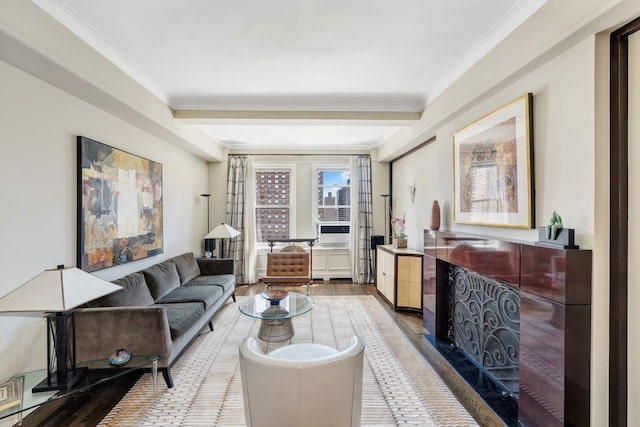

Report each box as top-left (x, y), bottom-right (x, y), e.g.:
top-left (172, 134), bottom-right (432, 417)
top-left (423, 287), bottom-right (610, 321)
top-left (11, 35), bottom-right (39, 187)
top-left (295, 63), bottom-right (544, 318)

top-left (74, 306), bottom-right (172, 363)
top-left (197, 258), bottom-right (235, 275)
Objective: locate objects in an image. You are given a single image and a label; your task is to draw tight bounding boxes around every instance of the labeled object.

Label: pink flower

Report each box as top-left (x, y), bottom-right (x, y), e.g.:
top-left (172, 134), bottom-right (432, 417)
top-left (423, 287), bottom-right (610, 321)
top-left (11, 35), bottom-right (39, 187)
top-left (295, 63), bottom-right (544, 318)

top-left (391, 215), bottom-right (407, 238)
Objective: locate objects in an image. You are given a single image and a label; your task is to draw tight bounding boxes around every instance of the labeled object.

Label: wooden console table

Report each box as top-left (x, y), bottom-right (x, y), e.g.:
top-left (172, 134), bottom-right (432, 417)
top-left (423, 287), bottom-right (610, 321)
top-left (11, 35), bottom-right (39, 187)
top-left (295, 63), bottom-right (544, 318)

top-left (376, 245), bottom-right (423, 312)
top-left (423, 230), bottom-right (591, 427)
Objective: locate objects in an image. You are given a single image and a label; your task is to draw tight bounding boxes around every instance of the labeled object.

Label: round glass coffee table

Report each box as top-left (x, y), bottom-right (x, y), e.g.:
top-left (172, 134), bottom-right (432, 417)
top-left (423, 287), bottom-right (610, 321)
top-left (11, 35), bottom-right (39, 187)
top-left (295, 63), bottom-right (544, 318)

top-left (239, 291), bottom-right (313, 342)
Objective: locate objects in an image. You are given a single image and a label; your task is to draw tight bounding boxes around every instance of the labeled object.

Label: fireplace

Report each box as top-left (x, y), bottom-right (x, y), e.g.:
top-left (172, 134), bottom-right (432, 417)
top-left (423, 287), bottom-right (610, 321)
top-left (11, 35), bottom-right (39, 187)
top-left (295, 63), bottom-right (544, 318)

top-left (423, 230), bottom-right (592, 427)
top-left (450, 265), bottom-right (520, 397)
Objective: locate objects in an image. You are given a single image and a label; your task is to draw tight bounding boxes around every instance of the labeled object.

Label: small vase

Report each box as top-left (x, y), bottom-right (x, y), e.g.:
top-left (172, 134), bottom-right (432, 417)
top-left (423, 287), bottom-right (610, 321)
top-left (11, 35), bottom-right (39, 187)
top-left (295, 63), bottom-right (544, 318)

top-left (431, 200), bottom-right (441, 231)
top-left (393, 237), bottom-right (408, 249)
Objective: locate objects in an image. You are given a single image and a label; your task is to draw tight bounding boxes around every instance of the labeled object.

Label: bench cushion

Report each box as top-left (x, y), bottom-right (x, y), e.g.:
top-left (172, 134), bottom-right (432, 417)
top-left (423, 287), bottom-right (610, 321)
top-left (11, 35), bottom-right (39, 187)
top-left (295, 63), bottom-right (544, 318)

top-left (87, 272), bottom-right (154, 307)
top-left (156, 285), bottom-right (223, 310)
top-left (183, 274), bottom-right (236, 293)
top-left (143, 261), bottom-right (181, 301)
top-left (171, 253), bottom-right (201, 284)
top-left (160, 302), bottom-right (205, 340)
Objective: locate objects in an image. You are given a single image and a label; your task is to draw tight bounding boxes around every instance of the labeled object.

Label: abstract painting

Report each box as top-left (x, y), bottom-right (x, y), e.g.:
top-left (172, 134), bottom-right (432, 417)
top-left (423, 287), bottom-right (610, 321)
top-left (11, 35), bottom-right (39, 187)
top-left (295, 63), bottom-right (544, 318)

top-left (453, 94), bottom-right (534, 228)
top-left (77, 136), bottom-right (163, 272)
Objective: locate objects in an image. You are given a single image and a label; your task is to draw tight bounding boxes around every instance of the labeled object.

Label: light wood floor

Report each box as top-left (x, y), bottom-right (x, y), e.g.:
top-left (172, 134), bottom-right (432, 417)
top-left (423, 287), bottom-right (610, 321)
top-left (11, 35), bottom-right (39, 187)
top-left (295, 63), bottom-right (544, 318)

top-left (19, 283), bottom-right (502, 426)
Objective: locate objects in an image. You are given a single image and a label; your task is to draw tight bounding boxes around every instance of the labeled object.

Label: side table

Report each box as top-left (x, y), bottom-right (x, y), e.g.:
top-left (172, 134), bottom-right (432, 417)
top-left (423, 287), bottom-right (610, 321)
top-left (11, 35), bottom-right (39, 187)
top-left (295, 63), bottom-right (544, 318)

top-left (239, 293), bottom-right (313, 342)
top-left (0, 354), bottom-right (163, 425)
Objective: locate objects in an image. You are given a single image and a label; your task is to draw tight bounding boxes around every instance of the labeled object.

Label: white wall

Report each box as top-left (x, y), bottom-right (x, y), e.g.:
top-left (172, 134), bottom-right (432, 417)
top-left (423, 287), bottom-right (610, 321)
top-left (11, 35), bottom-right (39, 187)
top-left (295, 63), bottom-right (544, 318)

top-left (390, 36), bottom-right (608, 424)
top-left (0, 59), bottom-right (209, 387)
top-left (391, 142), bottom-right (439, 249)
top-left (393, 36), bottom-right (595, 248)
top-left (593, 32), bottom-right (611, 427)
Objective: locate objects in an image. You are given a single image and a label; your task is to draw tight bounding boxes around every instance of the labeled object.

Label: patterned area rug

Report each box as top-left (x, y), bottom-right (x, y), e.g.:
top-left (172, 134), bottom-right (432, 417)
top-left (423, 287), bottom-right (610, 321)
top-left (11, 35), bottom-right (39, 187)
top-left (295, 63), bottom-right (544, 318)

top-left (99, 296), bottom-right (477, 426)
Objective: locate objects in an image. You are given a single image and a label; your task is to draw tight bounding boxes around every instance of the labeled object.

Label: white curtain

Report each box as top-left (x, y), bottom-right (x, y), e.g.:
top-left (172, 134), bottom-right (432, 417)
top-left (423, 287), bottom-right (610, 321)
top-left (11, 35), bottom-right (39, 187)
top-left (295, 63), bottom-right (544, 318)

top-left (350, 155), bottom-right (374, 284)
top-left (226, 155), bottom-right (257, 284)
top-left (243, 156), bottom-right (257, 284)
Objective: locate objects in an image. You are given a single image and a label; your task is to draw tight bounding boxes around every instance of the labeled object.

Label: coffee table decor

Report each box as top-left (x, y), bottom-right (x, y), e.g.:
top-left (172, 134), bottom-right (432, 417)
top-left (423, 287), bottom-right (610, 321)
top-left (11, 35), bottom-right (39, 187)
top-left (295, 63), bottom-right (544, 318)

top-left (261, 289), bottom-right (289, 304)
top-left (108, 349), bottom-right (132, 367)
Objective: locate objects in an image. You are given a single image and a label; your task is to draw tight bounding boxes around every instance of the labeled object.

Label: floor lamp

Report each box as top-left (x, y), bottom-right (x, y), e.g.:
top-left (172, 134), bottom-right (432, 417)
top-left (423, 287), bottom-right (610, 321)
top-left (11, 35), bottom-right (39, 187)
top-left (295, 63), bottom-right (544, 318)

top-left (381, 194), bottom-right (390, 244)
top-left (200, 194), bottom-right (215, 257)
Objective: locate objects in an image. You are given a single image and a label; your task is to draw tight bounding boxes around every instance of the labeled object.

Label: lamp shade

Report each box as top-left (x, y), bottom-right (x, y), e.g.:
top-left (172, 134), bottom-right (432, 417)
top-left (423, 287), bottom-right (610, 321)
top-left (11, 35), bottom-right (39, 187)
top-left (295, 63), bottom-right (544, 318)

top-left (0, 266), bottom-right (122, 313)
top-left (204, 223), bottom-right (241, 239)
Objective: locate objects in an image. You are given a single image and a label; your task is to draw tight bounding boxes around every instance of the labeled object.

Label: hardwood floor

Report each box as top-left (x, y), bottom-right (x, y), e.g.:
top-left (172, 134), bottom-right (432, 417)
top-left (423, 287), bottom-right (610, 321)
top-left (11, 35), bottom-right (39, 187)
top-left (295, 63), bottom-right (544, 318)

top-left (16, 283), bottom-right (501, 426)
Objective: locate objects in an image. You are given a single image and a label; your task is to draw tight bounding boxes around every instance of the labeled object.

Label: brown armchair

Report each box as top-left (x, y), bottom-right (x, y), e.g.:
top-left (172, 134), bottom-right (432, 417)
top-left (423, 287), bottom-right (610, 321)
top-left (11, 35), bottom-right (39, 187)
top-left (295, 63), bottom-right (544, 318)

top-left (261, 250), bottom-right (312, 295)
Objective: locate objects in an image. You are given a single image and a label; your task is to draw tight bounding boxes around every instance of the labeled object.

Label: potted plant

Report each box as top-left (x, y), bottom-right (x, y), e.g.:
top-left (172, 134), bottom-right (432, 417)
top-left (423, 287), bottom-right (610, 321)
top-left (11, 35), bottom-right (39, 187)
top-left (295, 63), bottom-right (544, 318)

top-left (391, 215), bottom-right (408, 248)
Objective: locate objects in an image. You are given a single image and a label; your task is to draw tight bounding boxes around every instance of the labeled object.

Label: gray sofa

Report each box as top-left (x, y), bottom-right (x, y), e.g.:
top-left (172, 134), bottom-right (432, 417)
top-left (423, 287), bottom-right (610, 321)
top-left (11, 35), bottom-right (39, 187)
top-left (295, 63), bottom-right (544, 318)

top-left (75, 252), bottom-right (236, 388)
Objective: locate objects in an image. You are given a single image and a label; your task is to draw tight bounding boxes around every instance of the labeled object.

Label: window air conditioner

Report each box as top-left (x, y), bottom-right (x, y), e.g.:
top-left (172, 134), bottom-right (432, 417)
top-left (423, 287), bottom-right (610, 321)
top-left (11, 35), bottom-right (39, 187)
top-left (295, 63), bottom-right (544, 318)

top-left (317, 224), bottom-right (350, 246)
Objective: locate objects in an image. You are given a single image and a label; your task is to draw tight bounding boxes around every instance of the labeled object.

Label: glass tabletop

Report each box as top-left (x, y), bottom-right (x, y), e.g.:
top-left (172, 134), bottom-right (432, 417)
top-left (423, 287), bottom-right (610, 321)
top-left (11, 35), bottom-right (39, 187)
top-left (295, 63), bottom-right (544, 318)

top-left (0, 354), bottom-right (163, 420)
top-left (239, 292), bottom-right (313, 320)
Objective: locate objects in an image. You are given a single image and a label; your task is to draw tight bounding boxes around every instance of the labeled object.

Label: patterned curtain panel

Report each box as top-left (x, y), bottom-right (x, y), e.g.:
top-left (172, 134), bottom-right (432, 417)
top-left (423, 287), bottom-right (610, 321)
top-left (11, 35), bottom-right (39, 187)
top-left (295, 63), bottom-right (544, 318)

top-left (350, 155), bottom-right (374, 283)
top-left (226, 156), bottom-right (257, 284)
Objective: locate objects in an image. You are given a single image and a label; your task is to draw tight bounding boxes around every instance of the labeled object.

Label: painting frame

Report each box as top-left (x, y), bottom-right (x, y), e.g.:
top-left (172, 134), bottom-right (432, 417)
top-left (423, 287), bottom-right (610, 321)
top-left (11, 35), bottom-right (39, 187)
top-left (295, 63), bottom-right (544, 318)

top-left (77, 136), bottom-right (163, 272)
top-left (453, 93), bottom-right (534, 228)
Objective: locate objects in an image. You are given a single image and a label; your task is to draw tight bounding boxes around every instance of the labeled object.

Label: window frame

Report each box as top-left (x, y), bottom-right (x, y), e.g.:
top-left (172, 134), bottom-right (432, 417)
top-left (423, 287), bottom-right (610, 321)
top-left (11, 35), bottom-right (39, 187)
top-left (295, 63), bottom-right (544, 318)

top-left (254, 165), bottom-right (296, 245)
top-left (313, 164), bottom-right (352, 226)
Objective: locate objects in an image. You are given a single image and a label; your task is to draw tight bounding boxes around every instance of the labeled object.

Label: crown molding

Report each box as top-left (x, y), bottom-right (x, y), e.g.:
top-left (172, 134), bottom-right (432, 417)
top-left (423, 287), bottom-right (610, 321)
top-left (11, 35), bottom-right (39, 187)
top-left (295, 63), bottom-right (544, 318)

top-left (32, 0), bottom-right (167, 102)
top-left (426, 0), bottom-right (548, 104)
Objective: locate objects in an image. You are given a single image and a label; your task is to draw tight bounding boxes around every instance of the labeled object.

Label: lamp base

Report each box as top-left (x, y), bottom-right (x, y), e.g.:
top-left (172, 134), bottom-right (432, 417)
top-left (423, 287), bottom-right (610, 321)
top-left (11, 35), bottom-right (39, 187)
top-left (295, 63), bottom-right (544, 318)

top-left (32, 367), bottom-right (87, 393)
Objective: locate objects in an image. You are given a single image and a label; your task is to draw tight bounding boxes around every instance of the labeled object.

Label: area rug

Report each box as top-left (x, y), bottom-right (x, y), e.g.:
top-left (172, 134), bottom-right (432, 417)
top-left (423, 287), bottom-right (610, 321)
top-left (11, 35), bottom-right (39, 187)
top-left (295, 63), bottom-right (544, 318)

top-left (98, 296), bottom-right (477, 426)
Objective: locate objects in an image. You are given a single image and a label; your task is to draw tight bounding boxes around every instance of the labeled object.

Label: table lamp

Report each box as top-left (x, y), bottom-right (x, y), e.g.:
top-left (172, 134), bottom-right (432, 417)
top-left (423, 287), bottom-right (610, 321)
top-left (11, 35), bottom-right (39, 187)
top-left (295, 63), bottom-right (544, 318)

top-left (0, 265), bottom-right (122, 392)
top-left (204, 223), bottom-right (241, 258)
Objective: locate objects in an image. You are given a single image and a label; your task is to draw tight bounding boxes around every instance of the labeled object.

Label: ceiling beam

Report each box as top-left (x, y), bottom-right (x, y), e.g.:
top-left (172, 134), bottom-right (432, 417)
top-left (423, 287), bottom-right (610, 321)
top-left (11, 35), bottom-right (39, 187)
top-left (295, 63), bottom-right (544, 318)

top-left (172, 109), bottom-right (421, 125)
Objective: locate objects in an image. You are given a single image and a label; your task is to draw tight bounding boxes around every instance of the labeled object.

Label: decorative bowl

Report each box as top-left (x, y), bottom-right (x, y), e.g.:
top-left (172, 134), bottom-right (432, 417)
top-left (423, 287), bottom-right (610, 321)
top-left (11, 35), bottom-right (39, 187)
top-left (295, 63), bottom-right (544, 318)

top-left (261, 289), bottom-right (289, 302)
top-left (108, 349), bottom-right (132, 367)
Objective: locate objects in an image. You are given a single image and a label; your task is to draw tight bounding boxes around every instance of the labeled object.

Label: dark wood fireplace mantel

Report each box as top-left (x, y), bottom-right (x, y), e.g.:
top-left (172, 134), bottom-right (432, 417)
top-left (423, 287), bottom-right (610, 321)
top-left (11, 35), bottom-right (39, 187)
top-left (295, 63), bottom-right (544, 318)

top-left (423, 230), bottom-right (592, 427)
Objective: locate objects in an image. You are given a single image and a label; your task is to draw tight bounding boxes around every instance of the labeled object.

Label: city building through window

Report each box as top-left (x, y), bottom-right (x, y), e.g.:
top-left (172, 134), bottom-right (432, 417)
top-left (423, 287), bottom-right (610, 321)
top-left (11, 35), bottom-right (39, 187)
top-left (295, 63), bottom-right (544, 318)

top-left (317, 168), bottom-right (350, 223)
top-left (255, 169), bottom-right (291, 242)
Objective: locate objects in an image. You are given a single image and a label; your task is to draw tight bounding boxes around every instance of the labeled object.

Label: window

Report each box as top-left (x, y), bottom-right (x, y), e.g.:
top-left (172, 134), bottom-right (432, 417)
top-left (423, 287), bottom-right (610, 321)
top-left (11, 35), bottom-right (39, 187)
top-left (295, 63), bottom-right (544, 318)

top-left (255, 169), bottom-right (292, 242)
top-left (316, 168), bottom-right (350, 223)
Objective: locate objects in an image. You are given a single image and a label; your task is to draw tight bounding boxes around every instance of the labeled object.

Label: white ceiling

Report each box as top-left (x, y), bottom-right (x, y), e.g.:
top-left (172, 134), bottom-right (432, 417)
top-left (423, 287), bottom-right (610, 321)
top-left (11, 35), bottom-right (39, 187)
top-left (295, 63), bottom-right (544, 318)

top-left (34, 0), bottom-right (545, 151)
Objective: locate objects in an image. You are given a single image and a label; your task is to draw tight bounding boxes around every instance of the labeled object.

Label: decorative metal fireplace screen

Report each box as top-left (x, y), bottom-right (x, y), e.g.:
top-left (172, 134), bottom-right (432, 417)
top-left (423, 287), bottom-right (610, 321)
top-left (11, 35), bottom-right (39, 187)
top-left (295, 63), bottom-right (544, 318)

top-left (449, 265), bottom-right (520, 396)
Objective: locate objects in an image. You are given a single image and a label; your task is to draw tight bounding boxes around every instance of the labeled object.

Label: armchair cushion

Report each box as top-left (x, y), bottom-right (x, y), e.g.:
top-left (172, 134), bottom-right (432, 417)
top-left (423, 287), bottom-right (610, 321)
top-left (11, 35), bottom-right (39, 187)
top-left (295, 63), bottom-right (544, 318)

top-left (142, 261), bottom-right (181, 301)
top-left (267, 343), bottom-right (339, 360)
top-left (265, 252), bottom-right (309, 277)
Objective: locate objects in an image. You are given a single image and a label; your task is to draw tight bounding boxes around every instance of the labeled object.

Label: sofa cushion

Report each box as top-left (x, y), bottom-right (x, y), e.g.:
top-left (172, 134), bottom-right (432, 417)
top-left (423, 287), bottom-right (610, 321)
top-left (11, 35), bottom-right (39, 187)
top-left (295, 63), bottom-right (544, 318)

top-left (156, 285), bottom-right (223, 309)
top-left (86, 272), bottom-right (154, 307)
top-left (160, 302), bottom-right (205, 340)
top-left (142, 261), bottom-right (181, 301)
top-left (183, 274), bottom-right (236, 294)
top-left (171, 253), bottom-right (201, 284)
